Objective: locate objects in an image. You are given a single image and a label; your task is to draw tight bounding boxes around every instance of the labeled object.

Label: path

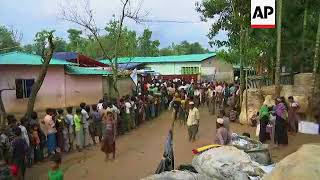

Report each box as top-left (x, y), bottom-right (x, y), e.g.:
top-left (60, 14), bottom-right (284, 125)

top-left (26, 108), bottom-right (320, 180)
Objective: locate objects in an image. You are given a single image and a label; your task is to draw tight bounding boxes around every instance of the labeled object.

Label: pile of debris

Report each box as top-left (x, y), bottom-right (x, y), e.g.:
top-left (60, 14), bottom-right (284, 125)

top-left (143, 145), bottom-right (269, 180)
top-left (231, 134), bottom-right (272, 165)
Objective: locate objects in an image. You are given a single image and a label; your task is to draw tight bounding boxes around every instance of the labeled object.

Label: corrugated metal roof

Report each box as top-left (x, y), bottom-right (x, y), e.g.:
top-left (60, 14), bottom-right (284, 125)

top-left (0, 52), bottom-right (72, 65)
top-left (65, 65), bottom-right (112, 75)
top-left (100, 53), bottom-right (216, 64)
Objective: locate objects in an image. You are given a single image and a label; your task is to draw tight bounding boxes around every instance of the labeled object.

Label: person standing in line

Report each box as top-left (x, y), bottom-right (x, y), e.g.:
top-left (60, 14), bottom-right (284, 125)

top-left (288, 96), bottom-right (300, 135)
top-left (65, 107), bottom-right (74, 152)
top-left (274, 98), bottom-right (288, 146)
top-left (18, 117), bottom-right (31, 167)
top-left (30, 124), bottom-right (41, 163)
top-left (11, 127), bottom-right (28, 180)
top-left (259, 104), bottom-right (270, 143)
top-left (55, 109), bottom-right (65, 152)
top-left (73, 108), bottom-right (84, 151)
top-left (80, 103), bottom-right (91, 148)
top-left (91, 105), bottom-right (102, 144)
top-left (101, 111), bottom-right (116, 161)
top-left (124, 97), bottom-right (133, 131)
top-left (187, 101), bottom-right (200, 142)
top-left (43, 109), bottom-right (57, 156)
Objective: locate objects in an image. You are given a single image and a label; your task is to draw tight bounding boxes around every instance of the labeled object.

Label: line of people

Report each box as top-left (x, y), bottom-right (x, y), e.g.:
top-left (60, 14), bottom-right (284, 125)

top-left (0, 78), bottom-right (241, 179)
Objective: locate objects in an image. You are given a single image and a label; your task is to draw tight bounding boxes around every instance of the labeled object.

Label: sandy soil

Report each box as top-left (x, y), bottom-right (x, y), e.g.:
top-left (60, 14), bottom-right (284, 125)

top-left (25, 108), bottom-right (320, 180)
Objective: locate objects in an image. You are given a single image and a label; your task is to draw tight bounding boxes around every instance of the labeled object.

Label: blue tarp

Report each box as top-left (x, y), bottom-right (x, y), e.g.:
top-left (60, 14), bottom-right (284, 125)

top-left (53, 52), bottom-right (78, 60)
top-left (117, 63), bottom-right (143, 70)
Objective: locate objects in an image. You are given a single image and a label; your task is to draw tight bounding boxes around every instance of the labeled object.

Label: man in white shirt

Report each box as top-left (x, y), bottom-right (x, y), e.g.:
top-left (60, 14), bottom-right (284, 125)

top-left (97, 99), bottom-right (104, 110)
top-left (187, 101), bottom-right (200, 142)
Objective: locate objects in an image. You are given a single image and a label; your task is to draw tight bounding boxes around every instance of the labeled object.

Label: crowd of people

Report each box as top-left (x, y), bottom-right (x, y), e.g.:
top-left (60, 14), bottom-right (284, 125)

top-left (257, 96), bottom-right (301, 147)
top-left (0, 78), bottom-right (242, 179)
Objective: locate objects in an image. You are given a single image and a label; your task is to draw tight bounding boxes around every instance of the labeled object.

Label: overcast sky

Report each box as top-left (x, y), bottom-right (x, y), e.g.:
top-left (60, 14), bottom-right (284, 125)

top-left (0, 0), bottom-right (227, 50)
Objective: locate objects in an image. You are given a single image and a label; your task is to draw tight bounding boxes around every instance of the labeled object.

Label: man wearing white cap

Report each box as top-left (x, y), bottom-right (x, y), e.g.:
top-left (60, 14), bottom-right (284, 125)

top-left (187, 101), bottom-right (200, 142)
top-left (215, 118), bottom-right (232, 145)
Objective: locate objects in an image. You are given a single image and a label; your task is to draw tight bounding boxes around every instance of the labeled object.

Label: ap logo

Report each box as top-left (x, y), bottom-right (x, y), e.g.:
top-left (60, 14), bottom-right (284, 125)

top-left (251, 0), bottom-right (275, 28)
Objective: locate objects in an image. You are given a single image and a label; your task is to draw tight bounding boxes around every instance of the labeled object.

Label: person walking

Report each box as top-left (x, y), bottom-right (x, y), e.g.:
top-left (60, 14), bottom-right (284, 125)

top-left (101, 111), bottom-right (116, 161)
top-left (187, 101), bottom-right (200, 142)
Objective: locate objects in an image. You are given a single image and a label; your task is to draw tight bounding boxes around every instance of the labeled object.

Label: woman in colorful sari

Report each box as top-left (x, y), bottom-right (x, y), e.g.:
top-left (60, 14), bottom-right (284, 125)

top-left (259, 104), bottom-right (270, 143)
top-left (274, 98), bottom-right (288, 146)
top-left (101, 111), bottom-right (116, 161)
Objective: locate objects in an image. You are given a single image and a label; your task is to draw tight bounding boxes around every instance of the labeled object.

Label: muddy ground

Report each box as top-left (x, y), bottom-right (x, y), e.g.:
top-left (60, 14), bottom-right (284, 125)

top-left (25, 108), bottom-right (320, 180)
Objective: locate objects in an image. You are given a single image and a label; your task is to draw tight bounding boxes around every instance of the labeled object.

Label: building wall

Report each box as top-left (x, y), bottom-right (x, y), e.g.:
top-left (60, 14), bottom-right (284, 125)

top-left (201, 58), bottom-right (234, 82)
top-left (65, 75), bottom-right (103, 107)
top-left (102, 77), bottom-right (134, 97)
top-left (0, 65), bottom-right (65, 114)
top-left (145, 62), bottom-right (201, 75)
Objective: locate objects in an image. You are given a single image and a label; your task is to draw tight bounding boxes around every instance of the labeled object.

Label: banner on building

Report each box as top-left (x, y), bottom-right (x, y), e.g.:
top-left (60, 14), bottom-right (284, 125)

top-left (251, 0), bottom-right (275, 28)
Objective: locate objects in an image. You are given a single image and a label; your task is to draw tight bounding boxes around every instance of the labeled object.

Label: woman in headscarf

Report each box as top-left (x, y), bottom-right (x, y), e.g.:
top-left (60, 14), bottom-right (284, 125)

top-left (259, 104), bottom-right (270, 143)
top-left (274, 98), bottom-right (288, 146)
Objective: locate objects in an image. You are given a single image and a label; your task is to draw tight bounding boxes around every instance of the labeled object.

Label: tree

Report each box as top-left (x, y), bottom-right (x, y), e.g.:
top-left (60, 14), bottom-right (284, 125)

top-left (159, 41), bottom-right (209, 56)
top-left (54, 37), bottom-right (67, 52)
top-left (275, 0), bottom-right (283, 97)
top-left (138, 29), bottom-right (160, 56)
top-left (60, 0), bottom-right (144, 97)
top-left (196, 0), bottom-right (251, 105)
top-left (25, 30), bottom-right (55, 118)
top-left (66, 28), bottom-right (86, 52)
top-left (0, 26), bottom-right (21, 53)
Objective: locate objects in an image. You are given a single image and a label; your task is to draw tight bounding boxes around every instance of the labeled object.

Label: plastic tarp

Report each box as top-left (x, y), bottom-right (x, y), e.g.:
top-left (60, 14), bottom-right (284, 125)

top-left (298, 121), bottom-right (319, 135)
top-left (155, 130), bottom-right (174, 174)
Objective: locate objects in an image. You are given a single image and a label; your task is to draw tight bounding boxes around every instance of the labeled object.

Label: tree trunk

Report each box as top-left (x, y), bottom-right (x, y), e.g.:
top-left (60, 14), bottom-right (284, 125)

top-left (312, 14), bottom-right (320, 97)
top-left (239, 27), bottom-right (245, 107)
top-left (0, 89), bottom-right (13, 126)
top-left (25, 35), bottom-right (55, 119)
top-left (300, 6), bottom-right (308, 72)
top-left (275, 0), bottom-right (283, 97)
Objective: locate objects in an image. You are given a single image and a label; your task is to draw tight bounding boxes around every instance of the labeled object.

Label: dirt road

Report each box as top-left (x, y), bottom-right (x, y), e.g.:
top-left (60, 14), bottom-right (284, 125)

top-left (26, 108), bottom-right (320, 180)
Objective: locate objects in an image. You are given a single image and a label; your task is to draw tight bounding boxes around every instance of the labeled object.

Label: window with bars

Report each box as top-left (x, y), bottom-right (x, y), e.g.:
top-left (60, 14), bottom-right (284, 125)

top-left (181, 67), bottom-right (200, 75)
top-left (15, 79), bottom-right (35, 99)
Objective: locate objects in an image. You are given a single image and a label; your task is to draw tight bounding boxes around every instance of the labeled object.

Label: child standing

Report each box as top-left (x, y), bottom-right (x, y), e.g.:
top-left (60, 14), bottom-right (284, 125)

top-left (31, 124), bottom-right (41, 163)
top-left (56, 109), bottom-right (65, 152)
top-left (48, 154), bottom-right (63, 180)
top-left (74, 108), bottom-right (84, 151)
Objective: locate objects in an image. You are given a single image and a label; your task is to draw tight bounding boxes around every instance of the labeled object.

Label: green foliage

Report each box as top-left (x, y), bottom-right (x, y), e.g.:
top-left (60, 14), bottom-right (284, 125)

top-left (14, 21), bottom-right (208, 59)
top-left (159, 41), bottom-right (209, 56)
top-left (0, 26), bottom-right (21, 53)
top-left (197, 0), bottom-right (320, 73)
top-left (138, 29), bottom-right (160, 56)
